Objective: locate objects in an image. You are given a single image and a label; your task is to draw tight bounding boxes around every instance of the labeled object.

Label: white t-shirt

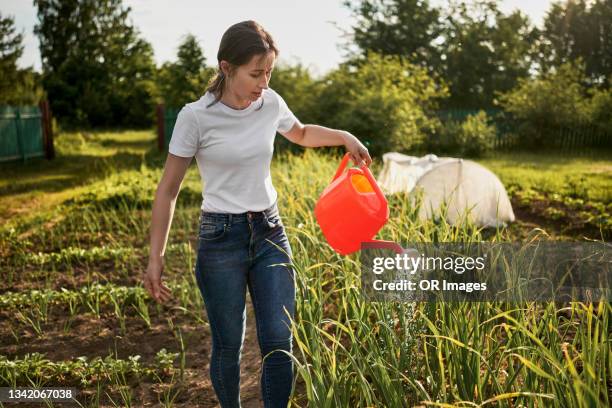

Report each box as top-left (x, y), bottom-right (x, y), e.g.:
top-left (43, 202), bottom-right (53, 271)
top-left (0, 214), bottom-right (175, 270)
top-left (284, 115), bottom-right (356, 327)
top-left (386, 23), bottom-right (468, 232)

top-left (168, 88), bottom-right (298, 213)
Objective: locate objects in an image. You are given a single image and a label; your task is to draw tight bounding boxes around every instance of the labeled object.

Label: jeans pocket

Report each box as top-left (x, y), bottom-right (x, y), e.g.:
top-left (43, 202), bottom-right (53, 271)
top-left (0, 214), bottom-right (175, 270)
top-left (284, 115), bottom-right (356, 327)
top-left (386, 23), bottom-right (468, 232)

top-left (199, 220), bottom-right (228, 241)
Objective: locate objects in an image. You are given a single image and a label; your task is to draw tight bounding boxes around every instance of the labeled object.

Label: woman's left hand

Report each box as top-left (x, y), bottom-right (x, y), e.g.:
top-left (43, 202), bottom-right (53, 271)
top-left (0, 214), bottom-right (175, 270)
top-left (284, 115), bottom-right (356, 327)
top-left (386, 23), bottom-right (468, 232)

top-left (342, 132), bottom-right (372, 167)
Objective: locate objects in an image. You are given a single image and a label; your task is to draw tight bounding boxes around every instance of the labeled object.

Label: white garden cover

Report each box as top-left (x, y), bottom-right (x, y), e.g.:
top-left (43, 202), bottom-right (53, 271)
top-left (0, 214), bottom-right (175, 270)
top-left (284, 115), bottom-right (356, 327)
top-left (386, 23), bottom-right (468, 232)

top-left (376, 152), bottom-right (515, 227)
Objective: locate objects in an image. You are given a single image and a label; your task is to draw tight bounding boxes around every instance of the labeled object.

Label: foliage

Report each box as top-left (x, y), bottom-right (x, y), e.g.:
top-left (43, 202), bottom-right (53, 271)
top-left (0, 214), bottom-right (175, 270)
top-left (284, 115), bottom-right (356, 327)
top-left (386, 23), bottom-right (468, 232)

top-left (0, 350), bottom-right (177, 387)
top-left (538, 0), bottom-right (612, 87)
top-left (157, 34), bottom-right (214, 108)
top-left (33, 0), bottom-right (158, 128)
top-left (587, 87), bottom-right (612, 134)
top-left (440, 0), bottom-right (538, 108)
top-left (496, 60), bottom-right (593, 148)
top-left (269, 62), bottom-right (321, 126)
top-left (341, 0), bottom-right (444, 74)
top-left (313, 51), bottom-right (448, 156)
top-left (63, 167), bottom-right (200, 210)
top-left (0, 13), bottom-right (44, 105)
top-left (431, 110), bottom-right (496, 157)
top-left (269, 62), bottom-right (323, 151)
top-left (456, 110), bottom-right (496, 156)
top-left (0, 132), bottom-right (610, 404)
top-left (342, 0), bottom-right (539, 109)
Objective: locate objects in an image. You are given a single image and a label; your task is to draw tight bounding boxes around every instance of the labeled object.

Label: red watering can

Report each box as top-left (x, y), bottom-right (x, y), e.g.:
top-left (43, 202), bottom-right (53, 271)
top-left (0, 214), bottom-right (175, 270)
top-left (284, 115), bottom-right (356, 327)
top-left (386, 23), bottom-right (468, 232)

top-left (315, 152), bottom-right (396, 255)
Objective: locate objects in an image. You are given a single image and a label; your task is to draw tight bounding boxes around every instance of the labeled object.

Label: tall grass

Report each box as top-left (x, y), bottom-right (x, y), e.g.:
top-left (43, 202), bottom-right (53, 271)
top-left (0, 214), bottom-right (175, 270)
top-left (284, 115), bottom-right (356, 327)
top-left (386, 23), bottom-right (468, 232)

top-left (0, 132), bottom-right (609, 406)
top-left (271, 150), bottom-right (610, 407)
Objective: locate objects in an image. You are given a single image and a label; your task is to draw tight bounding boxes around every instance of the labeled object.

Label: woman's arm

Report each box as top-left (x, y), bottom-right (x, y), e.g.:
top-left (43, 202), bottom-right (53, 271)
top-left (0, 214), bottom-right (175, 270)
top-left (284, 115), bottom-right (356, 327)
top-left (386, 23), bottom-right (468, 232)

top-left (280, 122), bottom-right (372, 167)
top-left (144, 153), bottom-right (193, 303)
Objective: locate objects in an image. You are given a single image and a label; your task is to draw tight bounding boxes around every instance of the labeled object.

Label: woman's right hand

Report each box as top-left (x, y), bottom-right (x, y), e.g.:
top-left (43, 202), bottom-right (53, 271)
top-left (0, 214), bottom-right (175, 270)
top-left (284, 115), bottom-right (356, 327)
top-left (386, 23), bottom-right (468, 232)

top-left (145, 153), bottom-right (192, 305)
top-left (143, 258), bottom-right (172, 304)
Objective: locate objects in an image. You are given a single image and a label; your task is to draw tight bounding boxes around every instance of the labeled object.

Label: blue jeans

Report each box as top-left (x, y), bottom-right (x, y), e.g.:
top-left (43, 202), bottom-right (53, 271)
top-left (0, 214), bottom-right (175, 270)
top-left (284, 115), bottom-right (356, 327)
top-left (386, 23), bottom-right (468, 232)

top-left (194, 201), bottom-right (296, 408)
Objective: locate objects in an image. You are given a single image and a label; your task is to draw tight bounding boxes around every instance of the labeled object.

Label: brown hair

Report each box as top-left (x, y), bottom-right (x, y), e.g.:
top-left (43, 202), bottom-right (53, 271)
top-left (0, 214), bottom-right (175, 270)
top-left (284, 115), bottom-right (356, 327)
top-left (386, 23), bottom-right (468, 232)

top-left (206, 20), bottom-right (278, 109)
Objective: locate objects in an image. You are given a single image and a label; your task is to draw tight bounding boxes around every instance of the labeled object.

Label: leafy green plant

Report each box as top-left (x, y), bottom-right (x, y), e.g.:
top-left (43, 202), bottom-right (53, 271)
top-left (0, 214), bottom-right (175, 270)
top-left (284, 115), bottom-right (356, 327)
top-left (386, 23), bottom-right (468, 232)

top-left (433, 111), bottom-right (497, 156)
top-left (314, 51), bottom-right (448, 156)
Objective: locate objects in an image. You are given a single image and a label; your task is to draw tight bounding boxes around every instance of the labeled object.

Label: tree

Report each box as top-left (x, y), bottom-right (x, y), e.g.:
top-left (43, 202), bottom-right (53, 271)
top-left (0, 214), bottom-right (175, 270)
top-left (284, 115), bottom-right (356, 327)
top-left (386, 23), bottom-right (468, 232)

top-left (269, 62), bottom-right (320, 125)
top-left (440, 0), bottom-right (538, 108)
top-left (33, 0), bottom-right (158, 127)
top-left (342, 0), bottom-right (444, 74)
top-left (0, 13), bottom-right (43, 105)
top-left (342, 0), bottom-right (538, 109)
top-left (539, 0), bottom-right (612, 87)
top-left (314, 51), bottom-right (448, 156)
top-left (157, 34), bottom-right (213, 108)
top-left (497, 60), bottom-right (592, 147)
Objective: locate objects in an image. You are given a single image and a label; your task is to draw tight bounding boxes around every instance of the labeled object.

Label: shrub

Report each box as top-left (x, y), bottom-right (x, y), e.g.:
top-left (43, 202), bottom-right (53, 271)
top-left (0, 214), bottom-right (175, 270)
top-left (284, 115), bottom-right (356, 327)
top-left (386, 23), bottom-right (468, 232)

top-left (587, 87), bottom-right (612, 135)
top-left (496, 60), bottom-right (592, 148)
top-left (269, 62), bottom-right (323, 152)
top-left (428, 111), bottom-right (496, 157)
top-left (456, 111), bottom-right (497, 156)
top-left (312, 51), bottom-right (448, 157)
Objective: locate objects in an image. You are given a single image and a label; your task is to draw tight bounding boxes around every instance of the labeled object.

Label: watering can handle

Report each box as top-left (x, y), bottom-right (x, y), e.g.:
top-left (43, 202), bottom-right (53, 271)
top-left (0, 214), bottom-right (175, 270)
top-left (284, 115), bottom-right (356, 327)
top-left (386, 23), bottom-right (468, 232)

top-left (332, 153), bottom-right (351, 182)
top-left (333, 153), bottom-right (387, 206)
top-left (360, 160), bottom-right (387, 206)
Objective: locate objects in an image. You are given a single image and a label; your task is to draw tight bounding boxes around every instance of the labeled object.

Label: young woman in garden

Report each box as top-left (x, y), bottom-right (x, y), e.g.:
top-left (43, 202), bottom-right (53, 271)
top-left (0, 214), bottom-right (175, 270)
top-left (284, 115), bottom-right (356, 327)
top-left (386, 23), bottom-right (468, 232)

top-left (143, 20), bottom-right (371, 408)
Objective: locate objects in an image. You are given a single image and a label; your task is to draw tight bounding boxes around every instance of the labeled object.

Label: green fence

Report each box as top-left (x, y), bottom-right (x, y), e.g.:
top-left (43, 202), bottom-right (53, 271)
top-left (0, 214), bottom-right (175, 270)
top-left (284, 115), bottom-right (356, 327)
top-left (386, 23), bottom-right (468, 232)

top-left (0, 102), bottom-right (54, 163)
top-left (164, 107), bottom-right (180, 150)
top-left (156, 105), bottom-right (180, 151)
top-left (436, 108), bottom-right (515, 150)
top-left (156, 105), bottom-right (610, 152)
top-left (436, 108), bottom-right (611, 150)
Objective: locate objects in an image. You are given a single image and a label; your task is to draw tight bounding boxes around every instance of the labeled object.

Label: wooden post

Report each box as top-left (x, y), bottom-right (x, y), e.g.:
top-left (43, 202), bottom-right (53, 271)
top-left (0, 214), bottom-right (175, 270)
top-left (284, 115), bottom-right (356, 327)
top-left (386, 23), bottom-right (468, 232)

top-left (39, 100), bottom-right (55, 159)
top-left (157, 104), bottom-right (165, 152)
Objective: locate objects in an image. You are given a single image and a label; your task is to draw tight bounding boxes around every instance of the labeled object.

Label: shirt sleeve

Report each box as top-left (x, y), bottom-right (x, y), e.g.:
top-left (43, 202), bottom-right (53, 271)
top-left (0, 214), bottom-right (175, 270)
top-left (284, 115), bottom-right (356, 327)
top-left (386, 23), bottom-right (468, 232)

top-left (276, 92), bottom-right (298, 133)
top-left (168, 106), bottom-right (200, 157)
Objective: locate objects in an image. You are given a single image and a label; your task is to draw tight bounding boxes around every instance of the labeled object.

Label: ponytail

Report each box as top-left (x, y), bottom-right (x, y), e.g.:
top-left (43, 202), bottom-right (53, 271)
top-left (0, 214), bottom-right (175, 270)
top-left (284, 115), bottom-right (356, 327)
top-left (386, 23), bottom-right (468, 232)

top-left (205, 70), bottom-right (226, 108)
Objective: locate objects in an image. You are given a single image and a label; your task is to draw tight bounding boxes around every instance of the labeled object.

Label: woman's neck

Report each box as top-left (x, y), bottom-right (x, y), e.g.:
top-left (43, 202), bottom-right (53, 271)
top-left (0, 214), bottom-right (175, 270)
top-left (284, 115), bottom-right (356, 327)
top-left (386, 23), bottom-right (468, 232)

top-left (219, 89), bottom-right (252, 110)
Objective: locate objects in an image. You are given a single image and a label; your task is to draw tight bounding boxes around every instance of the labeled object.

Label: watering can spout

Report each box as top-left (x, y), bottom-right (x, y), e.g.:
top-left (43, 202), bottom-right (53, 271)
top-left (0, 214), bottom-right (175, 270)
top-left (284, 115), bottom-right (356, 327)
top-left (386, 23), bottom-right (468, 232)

top-left (361, 239), bottom-right (404, 254)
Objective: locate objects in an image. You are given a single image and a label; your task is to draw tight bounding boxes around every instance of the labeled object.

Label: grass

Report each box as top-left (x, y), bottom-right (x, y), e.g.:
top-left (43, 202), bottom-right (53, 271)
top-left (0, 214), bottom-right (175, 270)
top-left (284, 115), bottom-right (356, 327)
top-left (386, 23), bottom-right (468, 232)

top-left (0, 129), bottom-right (610, 407)
top-left (479, 149), bottom-right (611, 203)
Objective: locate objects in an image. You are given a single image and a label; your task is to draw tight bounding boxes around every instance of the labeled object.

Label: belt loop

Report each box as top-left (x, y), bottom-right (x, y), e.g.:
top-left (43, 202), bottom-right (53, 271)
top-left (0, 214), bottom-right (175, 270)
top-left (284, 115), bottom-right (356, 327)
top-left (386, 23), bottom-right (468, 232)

top-left (228, 213), bottom-right (233, 225)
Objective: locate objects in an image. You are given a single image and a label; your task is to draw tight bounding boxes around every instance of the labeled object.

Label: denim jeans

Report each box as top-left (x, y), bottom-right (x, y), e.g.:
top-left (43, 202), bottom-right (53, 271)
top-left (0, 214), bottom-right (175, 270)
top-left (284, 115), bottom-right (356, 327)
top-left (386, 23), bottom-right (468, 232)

top-left (194, 201), bottom-right (296, 408)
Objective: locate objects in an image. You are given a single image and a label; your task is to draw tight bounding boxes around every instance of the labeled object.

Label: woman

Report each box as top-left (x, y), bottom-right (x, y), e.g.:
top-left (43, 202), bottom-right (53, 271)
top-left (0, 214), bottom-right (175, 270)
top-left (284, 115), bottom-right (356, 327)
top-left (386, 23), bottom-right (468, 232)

top-left (143, 20), bottom-right (371, 408)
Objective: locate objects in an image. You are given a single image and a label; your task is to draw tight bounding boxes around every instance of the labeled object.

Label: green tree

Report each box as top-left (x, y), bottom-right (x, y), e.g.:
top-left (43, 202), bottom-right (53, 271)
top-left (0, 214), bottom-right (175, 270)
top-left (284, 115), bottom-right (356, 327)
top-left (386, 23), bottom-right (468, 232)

top-left (269, 62), bottom-right (320, 124)
top-left (269, 62), bottom-right (323, 152)
top-left (497, 59), bottom-right (592, 147)
top-left (342, 0), bottom-right (444, 74)
top-left (343, 0), bottom-right (538, 109)
top-left (0, 13), bottom-right (43, 105)
top-left (315, 51), bottom-right (448, 156)
top-left (158, 34), bottom-right (214, 108)
top-left (539, 0), bottom-right (612, 87)
top-left (441, 0), bottom-right (538, 108)
top-left (33, 0), bottom-right (158, 127)
top-left (587, 87), bottom-right (612, 133)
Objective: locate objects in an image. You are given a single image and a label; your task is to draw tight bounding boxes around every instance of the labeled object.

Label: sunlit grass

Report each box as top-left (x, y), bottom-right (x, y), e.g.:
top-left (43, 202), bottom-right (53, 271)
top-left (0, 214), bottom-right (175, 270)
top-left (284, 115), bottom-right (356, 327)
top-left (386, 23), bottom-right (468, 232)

top-left (0, 130), bottom-right (609, 406)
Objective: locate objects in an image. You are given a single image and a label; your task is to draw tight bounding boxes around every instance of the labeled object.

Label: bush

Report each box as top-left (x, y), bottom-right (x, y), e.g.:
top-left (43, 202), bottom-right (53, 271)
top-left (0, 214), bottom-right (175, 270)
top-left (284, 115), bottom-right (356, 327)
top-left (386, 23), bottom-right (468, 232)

top-left (456, 111), bottom-right (497, 156)
top-left (269, 62), bottom-right (323, 152)
top-left (587, 87), bottom-right (612, 135)
top-left (312, 51), bottom-right (448, 157)
top-left (429, 111), bottom-right (496, 157)
top-left (270, 62), bottom-right (321, 125)
top-left (496, 60), bottom-right (592, 148)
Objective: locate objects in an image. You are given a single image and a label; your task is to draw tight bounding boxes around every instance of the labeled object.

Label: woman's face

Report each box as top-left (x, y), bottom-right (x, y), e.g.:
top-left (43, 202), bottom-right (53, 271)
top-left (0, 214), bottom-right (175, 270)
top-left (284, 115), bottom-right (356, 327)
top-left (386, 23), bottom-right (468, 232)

top-left (222, 51), bottom-right (275, 101)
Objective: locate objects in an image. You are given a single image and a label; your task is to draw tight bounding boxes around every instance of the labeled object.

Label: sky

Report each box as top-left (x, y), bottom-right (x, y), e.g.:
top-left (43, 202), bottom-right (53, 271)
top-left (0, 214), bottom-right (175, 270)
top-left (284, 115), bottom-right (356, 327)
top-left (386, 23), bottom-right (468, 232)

top-left (3, 0), bottom-right (554, 77)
